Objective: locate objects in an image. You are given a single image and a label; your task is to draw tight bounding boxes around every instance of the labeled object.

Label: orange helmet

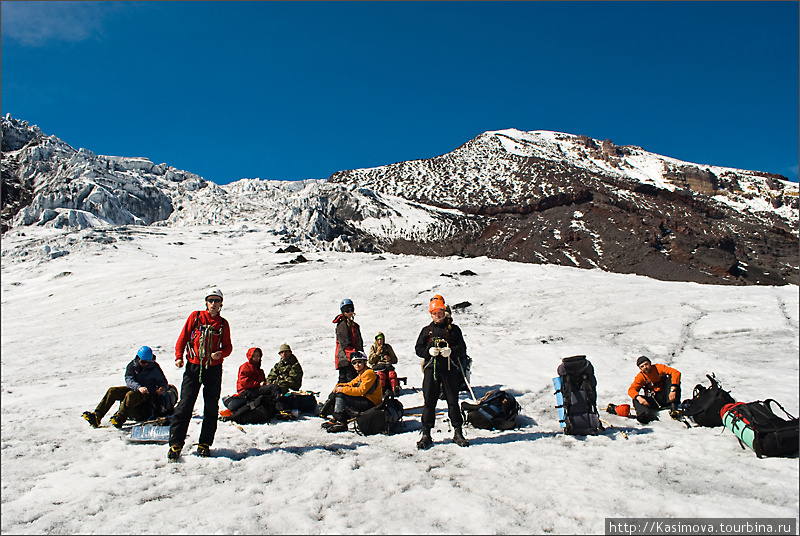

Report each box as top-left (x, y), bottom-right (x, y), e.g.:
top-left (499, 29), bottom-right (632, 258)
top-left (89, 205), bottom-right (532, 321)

top-left (428, 295), bottom-right (446, 314)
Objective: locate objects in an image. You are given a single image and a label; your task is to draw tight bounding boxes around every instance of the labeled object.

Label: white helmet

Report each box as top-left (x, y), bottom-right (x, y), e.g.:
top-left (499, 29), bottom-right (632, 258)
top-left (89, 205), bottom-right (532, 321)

top-left (205, 287), bottom-right (223, 301)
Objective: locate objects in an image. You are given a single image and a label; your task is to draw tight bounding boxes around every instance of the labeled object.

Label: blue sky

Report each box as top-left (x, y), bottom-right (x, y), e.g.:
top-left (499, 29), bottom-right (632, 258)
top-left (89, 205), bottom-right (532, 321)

top-left (2, 1), bottom-right (798, 184)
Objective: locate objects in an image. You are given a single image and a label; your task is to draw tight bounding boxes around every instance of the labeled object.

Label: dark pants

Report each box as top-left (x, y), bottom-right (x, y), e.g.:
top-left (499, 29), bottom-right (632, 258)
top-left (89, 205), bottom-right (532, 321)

top-left (225, 383), bottom-right (282, 412)
top-left (338, 364), bottom-right (357, 384)
top-left (95, 386), bottom-right (149, 420)
top-left (634, 384), bottom-right (681, 424)
top-left (333, 393), bottom-right (375, 422)
top-left (421, 357), bottom-right (464, 429)
top-left (169, 363), bottom-right (222, 448)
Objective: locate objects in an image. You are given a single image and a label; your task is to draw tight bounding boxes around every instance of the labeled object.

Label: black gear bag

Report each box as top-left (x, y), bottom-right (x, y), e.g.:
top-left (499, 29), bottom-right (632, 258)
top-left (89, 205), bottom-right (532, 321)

top-left (680, 374), bottom-right (735, 427)
top-left (461, 389), bottom-right (520, 430)
top-left (722, 399), bottom-right (799, 458)
top-left (355, 397), bottom-right (404, 435)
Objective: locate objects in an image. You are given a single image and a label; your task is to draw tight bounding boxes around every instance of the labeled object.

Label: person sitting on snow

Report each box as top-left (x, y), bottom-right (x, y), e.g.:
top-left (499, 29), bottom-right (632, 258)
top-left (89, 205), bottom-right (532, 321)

top-left (82, 346), bottom-right (175, 428)
top-left (221, 347), bottom-right (282, 415)
top-left (322, 351), bottom-right (382, 433)
top-left (266, 343), bottom-right (304, 394)
top-left (628, 355), bottom-right (682, 424)
top-left (368, 332), bottom-right (400, 397)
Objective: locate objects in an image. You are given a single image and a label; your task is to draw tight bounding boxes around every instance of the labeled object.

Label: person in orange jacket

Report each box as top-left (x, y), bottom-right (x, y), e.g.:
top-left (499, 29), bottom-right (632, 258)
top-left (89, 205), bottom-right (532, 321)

top-left (168, 287), bottom-right (233, 460)
top-left (628, 355), bottom-right (682, 424)
top-left (322, 351), bottom-right (382, 432)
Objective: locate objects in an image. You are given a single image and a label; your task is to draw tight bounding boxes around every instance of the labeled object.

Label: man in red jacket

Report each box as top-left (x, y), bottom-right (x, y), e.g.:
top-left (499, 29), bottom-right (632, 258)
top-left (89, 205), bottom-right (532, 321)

top-left (168, 287), bottom-right (233, 460)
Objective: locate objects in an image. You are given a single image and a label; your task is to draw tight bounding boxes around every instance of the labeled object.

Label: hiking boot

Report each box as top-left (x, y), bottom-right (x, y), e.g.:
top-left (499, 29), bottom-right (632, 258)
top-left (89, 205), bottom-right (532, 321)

top-left (197, 443), bottom-right (211, 457)
top-left (167, 445), bottom-right (182, 461)
top-left (326, 422), bottom-right (348, 433)
top-left (321, 420), bottom-right (336, 430)
top-left (417, 427), bottom-right (433, 450)
top-left (453, 427), bottom-right (469, 447)
top-left (109, 413), bottom-right (126, 429)
top-left (82, 411), bottom-right (100, 428)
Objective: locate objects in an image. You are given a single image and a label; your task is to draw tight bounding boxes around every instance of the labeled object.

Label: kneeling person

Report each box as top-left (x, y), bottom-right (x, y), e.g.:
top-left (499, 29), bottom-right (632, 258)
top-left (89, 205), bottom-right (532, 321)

top-left (324, 351), bottom-right (382, 432)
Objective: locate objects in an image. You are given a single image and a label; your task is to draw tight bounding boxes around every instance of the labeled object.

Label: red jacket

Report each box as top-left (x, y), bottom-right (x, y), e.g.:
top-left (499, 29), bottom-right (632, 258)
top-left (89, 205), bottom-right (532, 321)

top-left (175, 310), bottom-right (232, 366)
top-left (236, 347), bottom-right (266, 393)
top-left (333, 314), bottom-right (363, 369)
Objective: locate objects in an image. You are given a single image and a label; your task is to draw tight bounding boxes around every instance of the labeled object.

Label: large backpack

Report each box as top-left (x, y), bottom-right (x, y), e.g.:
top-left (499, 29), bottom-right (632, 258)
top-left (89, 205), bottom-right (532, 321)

top-left (129, 384), bottom-right (179, 422)
top-left (355, 397), bottom-right (404, 436)
top-left (721, 400), bottom-right (799, 458)
top-left (681, 374), bottom-right (735, 427)
top-left (554, 355), bottom-right (602, 435)
top-left (279, 391), bottom-right (318, 414)
top-left (229, 394), bottom-right (277, 425)
top-left (461, 389), bottom-right (520, 430)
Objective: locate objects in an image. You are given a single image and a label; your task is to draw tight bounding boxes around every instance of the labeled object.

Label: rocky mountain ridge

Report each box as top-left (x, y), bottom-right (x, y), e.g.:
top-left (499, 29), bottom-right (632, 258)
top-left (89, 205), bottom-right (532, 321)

top-left (2, 115), bottom-right (797, 285)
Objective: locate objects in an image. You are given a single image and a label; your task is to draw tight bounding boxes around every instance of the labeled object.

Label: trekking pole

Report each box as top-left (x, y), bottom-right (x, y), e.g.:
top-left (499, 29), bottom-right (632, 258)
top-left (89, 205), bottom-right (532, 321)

top-left (600, 418), bottom-right (628, 440)
top-left (455, 358), bottom-right (477, 402)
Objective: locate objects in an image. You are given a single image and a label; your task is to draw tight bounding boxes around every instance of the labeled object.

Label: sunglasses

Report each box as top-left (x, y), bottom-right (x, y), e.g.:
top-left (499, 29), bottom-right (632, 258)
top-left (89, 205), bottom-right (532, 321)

top-left (206, 298), bottom-right (222, 304)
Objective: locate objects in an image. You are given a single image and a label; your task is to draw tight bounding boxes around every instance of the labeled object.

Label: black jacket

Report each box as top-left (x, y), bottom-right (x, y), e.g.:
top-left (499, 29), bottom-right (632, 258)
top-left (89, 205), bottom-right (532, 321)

top-left (414, 320), bottom-right (467, 362)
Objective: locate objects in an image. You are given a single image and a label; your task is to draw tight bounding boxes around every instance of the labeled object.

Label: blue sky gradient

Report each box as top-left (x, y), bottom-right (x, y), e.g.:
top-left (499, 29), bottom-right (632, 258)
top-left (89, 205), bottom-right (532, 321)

top-left (2, 1), bottom-right (798, 184)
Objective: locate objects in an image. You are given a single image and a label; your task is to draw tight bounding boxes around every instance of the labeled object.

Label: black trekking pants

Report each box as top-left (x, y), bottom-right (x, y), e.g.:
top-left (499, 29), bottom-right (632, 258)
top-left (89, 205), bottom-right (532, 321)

top-left (634, 383), bottom-right (681, 424)
top-left (225, 383), bottom-right (282, 412)
top-left (169, 363), bottom-right (222, 448)
top-left (421, 357), bottom-right (464, 429)
top-left (332, 393), bottom-right (375, 422)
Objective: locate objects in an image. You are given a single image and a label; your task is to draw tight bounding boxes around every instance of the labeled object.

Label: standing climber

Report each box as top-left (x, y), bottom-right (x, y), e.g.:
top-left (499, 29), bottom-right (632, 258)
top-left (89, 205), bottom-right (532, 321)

top-left (168, 287), bottom-right (232, 460)
top-left (414, 295), bottom-right (469, 449)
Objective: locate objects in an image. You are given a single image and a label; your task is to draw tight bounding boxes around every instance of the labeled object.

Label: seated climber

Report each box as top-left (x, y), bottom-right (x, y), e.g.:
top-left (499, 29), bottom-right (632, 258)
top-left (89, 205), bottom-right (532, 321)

top-left (82, 346), bottom-right (177, 428)
top-left (628, 355), bottom-right (682, 424)
top-left (368, 332), bottom-right (400, 397)
top-left (322, 351), bottom-right (382, 433)
top-left (266, 343), bottom-right (304, 394)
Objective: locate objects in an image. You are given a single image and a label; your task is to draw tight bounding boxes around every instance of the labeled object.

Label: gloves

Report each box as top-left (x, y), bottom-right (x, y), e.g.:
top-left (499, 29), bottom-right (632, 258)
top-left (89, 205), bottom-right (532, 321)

top-left (429, 346), bottom-right (452, 357)
top-left (439, 347), bottom-right (452, 358)
top-left (429, 347), bottom-right (440, 357)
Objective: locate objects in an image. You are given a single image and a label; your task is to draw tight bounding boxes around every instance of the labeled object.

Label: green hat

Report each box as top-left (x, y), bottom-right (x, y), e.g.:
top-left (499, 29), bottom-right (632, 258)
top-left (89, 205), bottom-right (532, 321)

top-left (279, 343), bottom-right (292, 353)
top-left (375, 332), bottom-right (385, 340)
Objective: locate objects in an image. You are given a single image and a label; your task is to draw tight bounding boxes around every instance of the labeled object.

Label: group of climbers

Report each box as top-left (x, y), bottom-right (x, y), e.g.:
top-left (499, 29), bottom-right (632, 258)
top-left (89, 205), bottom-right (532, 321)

top-left (82, 284), bottom-right (689, 460)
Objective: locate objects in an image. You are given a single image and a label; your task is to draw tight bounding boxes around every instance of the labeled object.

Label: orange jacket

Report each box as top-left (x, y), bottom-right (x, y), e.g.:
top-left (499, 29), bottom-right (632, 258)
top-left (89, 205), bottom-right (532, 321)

top-left (628, 363), bottom-right (681, 399)
top-left (340, 368), bottom-right (382, 406)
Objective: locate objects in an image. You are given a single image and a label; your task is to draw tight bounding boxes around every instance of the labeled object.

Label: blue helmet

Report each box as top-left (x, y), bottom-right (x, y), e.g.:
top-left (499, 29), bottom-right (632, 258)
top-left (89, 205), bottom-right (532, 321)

top-left (340, 298), bottom-right (354, 312)
top-left (137, 346), bottom-right (155, 361)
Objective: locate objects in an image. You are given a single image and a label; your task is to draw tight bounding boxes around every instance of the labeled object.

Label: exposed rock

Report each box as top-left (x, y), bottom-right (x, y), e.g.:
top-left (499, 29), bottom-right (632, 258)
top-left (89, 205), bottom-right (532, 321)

top-left (3, 118), bottom-right (797, 286)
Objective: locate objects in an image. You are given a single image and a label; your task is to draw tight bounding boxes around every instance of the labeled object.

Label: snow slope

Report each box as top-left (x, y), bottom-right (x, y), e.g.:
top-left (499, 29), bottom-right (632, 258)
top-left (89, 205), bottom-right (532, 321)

top-left (1, 224), bottom-right (797, 534)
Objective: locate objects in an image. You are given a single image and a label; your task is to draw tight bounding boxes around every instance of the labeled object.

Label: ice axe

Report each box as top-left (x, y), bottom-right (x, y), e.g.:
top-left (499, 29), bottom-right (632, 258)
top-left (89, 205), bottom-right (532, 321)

top-left (455, 356), bottom-right (477, 403)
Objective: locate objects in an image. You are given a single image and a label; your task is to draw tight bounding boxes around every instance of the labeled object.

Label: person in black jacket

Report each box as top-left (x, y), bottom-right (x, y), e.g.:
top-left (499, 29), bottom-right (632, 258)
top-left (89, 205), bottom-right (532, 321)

top-left (414, 295), bottom-right (469, 449)
top-left (82, 346), bottom-right (174, 428)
